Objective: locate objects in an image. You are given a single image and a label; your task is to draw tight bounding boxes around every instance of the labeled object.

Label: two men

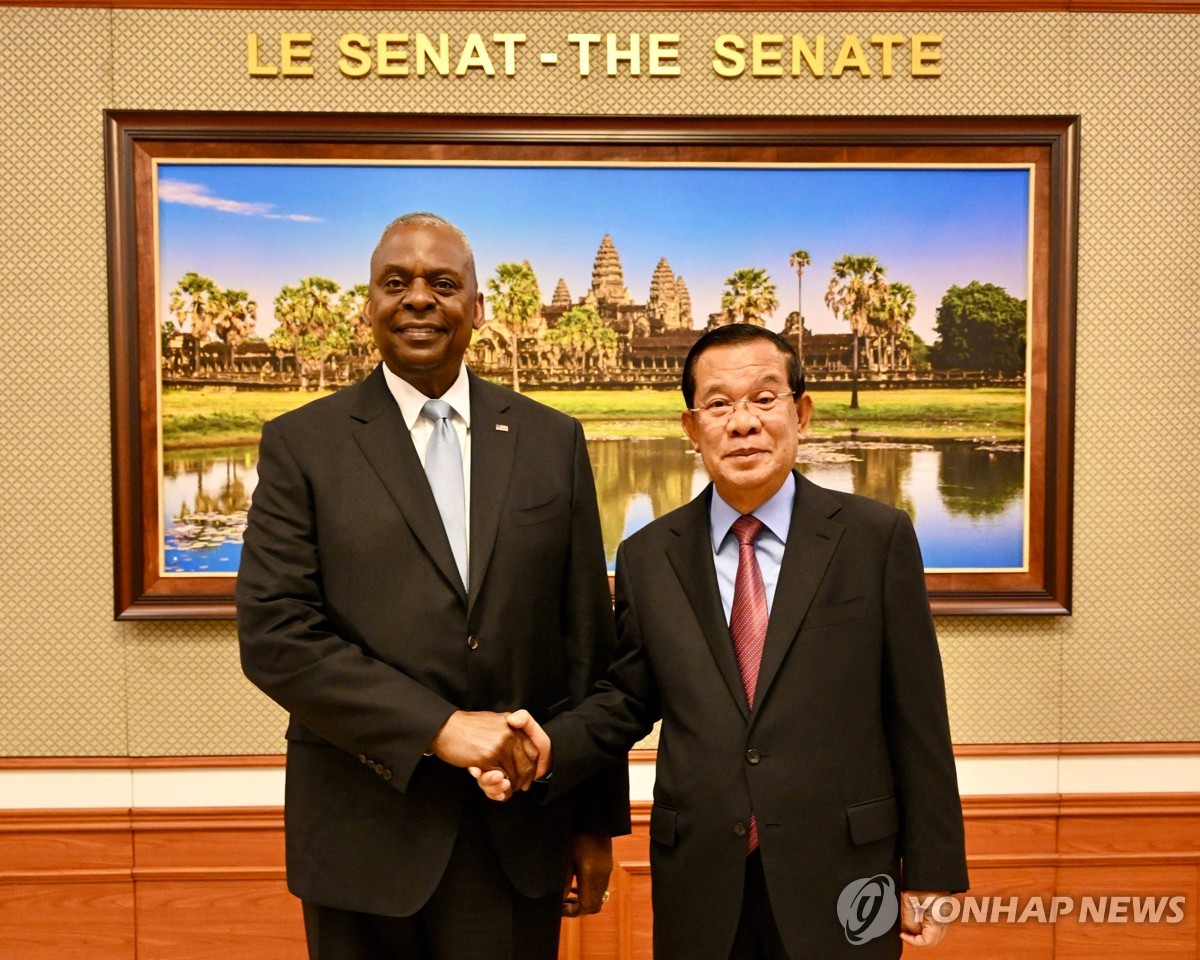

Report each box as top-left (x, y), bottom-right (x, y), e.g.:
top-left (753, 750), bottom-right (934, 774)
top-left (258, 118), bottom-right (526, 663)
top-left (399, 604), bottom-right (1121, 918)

top-left (237, 213), bottom-right (626, 959)
top-left (482, 324), bottom-right (969, 959)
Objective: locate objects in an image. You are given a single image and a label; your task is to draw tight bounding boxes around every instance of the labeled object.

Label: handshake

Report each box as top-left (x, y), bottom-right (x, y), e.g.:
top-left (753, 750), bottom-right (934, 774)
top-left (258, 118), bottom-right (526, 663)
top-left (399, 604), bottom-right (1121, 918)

top-left (428, 708), bottom-right (552, 802)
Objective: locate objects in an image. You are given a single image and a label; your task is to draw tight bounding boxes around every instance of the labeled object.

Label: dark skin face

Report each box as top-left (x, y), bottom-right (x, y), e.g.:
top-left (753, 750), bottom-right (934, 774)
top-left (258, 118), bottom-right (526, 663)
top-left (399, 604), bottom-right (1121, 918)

top-left (365, 221), bottom-right (485, 398)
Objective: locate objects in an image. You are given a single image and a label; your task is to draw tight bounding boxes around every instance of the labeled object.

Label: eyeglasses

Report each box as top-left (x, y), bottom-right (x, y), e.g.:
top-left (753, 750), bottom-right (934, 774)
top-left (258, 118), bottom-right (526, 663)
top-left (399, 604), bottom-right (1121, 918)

top-left (689, 390), bottom-right (796, 425)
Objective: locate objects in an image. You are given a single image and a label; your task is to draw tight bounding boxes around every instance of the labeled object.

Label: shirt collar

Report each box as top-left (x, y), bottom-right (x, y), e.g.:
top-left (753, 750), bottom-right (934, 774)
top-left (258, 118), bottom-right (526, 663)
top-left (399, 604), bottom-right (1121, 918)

top-left (710, 471), bottom-right (796, 552)
top-left (380, 362), bottom-right (472, 431)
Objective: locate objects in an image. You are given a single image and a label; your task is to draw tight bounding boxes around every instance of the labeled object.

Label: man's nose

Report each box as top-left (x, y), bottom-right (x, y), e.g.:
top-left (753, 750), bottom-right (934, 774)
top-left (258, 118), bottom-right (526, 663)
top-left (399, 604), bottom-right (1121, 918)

top-left (402, 279), bottom-right (435, 309)
top-left (726, 403), bottom-right (762, 434)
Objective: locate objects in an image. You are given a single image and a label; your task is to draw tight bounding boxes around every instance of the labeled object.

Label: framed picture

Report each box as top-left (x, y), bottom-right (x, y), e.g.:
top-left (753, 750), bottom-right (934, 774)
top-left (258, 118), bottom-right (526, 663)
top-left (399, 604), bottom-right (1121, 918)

top-left (107, 111), bottom-right (1077, 619)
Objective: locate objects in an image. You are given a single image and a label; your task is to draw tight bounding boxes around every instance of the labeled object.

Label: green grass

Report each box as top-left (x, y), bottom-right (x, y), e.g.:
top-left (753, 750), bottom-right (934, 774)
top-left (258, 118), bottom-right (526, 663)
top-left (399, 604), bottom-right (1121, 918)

top-left (162, 385), bottom-right (1026, 448)
top-left (531, 388), bottom-right (1026, 441)
top-left (162, 387), bottom-right (332, 448)
top-left (803, 388), bottom-right (1025, 440)
top-left (525, 390), bottom-right (684, 419)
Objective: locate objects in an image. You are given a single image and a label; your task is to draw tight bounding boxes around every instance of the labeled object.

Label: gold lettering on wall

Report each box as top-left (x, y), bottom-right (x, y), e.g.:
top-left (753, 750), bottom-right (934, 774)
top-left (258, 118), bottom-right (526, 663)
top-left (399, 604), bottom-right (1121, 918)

top-left (246, 33), bottom-right (277, 77)
top-left (911, 33), bottom-right (944, 77)
top-left (337, 33), bottom-right (371, 77)
top-left (751, 34), bottom-right (784, 78)
top-left (280, 32), bottom-right (314, 77)
top-left (831, 34), bottom-right (871, 77)
top-left (712, 34), bottom-right (745, 79)
top-left (248, 30), bottom-right (945, 80)
top-left (648, 34), bottom-right (681, 77)
top-left (792, 35), bottom-right (825, 77)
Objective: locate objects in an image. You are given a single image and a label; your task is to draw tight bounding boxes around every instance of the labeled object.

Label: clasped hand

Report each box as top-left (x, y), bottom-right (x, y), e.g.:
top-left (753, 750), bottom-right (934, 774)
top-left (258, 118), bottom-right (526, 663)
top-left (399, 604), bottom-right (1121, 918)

top-left (457, 710), bottom-right (551, 802)
top-left (453, 714), bottom-right (610, 919)
top-left (430, 709), bottom-right (551, 796)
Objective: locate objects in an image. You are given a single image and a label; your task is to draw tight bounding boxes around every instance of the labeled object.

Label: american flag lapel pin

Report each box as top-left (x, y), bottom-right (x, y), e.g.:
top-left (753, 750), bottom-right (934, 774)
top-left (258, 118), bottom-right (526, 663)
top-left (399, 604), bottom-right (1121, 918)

top-left (495, 424), bottom-right (509, 432)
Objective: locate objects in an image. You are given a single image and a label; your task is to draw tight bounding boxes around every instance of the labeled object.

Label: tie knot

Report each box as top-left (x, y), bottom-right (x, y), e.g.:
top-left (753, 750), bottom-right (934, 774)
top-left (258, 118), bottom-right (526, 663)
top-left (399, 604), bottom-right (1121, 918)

top-left (731, 515), bottom-right (764, 547)
top-left (422, 398), bottom-right (454, 423)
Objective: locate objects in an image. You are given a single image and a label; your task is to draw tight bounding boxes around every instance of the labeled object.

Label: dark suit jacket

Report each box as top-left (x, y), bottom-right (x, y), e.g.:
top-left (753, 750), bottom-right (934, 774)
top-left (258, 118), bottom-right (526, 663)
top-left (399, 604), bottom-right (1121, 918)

top-left (545, 472), bottom-right (968, 960)
top-left (237, 366), bottom-right (629, 917)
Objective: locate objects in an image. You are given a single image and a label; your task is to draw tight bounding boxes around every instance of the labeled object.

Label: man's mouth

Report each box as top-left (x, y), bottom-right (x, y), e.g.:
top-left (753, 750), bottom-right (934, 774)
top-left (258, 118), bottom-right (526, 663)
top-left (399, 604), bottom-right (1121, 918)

top-left (395, 324), bottom-right (446, 340)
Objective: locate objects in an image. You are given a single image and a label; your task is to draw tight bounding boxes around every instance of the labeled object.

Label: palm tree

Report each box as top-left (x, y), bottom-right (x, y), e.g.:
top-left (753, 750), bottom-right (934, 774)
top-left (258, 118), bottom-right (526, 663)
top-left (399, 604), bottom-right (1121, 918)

top-left (880, 281), bottom-right (916, 371)
top-left (824, 255), bottom-right (889, 409)
top-left (545, 305), bottom-right (616, 374)
top-left (169, 272), bottom-right (217, 374)
top-left (866, 298), bottom-right (890, 372)
top-left (487, 262), bottom-right (541, 393)
top-left (210, 288), bottom-right (257, 372)
top-left (544, 306), bottom-right (587, 373)
top-left (788, 249), bottom-right (811, 365)
top-left (338, 284), bottom-right (374, 378)
top-left (720, 268), bottom-right (778, 326)
top-left (273, 276), bottom-right (341, 389)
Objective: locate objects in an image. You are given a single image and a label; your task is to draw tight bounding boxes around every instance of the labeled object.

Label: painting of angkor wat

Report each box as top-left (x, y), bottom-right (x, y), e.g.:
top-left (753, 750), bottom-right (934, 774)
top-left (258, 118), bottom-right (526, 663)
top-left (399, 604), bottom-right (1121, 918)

top-left (156, 163), bottom-right (1031, 577)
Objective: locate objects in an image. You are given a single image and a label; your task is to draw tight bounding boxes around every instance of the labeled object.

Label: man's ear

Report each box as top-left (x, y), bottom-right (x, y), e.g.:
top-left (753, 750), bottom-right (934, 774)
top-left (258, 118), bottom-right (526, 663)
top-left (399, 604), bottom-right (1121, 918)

top-left (796, 393), bottom-right (814, 440)
top-left (363, 297), bottom-right (374, 321)
top-left (681, 410), bottom-right (702, 453)
top-left (472, 292), bottom-right (485, 330)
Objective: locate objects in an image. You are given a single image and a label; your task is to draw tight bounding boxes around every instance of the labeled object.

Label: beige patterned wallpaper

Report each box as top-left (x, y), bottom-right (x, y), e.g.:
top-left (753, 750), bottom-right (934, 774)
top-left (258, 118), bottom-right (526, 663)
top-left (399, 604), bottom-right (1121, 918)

top-left (0, 8), bottom-right (1196, 755)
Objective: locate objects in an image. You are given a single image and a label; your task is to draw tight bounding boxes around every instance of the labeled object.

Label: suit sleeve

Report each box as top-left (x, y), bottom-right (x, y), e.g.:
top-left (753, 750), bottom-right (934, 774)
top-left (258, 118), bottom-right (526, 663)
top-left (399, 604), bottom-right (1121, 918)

top-left (558, 420), bottom-right (632, 837)
top-left (881, 509), bottom-right (970, 893)
top-left (542, 537), bottom-right (662, 805)
top-left (236, 419), bottom-right (457, 793)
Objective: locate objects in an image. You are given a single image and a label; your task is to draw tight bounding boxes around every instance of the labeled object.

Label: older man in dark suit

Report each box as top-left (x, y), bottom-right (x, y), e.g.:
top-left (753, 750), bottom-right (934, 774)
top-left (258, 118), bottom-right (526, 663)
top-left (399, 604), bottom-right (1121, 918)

top-left (480, 323), bottom-right (968, 959)
top-left (237, 212), bottom-right (627, 959)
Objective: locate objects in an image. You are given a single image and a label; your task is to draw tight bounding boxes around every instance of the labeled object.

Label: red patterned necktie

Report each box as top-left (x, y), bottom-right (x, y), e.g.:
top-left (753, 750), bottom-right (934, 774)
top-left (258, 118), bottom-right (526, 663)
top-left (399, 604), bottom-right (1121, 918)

top-left (730, 514), bottom-right (768, 852)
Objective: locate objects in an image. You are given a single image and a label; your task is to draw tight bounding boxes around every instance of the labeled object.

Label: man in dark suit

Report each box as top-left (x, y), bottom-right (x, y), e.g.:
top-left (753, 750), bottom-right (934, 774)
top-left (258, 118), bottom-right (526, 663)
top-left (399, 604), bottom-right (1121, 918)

top-left (478, 324), bottom-right (968, 959)
top-left (237, 212), bottom-right (628, 960)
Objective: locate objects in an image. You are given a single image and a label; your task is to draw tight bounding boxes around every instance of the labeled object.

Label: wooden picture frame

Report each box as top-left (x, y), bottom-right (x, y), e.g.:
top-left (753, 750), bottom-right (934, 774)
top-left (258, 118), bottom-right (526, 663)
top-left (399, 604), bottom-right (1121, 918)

top-left (107, 111), bottom-right (1077, 619)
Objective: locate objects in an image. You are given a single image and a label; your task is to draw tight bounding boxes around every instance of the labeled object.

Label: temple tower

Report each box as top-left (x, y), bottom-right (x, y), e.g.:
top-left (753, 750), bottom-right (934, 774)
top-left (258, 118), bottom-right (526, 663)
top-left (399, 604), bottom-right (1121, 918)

top-left (589, 234), bottom-right (630, 305)
top-left (675, 277), bottom-right (693, 330)
top-left (647, 257), bottom-right (680, 333)
top-left (551, 278), bottom-right (571, 308)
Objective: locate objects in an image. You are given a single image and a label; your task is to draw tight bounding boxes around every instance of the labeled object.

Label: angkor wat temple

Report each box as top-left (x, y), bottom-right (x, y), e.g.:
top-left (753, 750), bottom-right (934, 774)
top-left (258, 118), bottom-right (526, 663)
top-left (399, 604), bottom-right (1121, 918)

top-left (467, 233), bottom-right (705, 386)
top-left (163, 233), bottom-right (929, 391)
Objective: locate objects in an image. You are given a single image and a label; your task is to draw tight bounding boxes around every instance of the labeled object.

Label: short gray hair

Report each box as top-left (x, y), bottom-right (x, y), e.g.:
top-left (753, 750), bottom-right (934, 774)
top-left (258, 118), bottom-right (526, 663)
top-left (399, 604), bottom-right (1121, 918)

top-left (375, 212), bottom-right (475, 268)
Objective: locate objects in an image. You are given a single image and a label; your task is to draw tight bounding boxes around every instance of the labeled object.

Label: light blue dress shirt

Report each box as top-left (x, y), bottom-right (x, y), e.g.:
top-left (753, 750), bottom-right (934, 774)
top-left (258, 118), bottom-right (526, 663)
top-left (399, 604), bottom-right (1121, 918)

top-left (710, 472), bottom-right (796, 625)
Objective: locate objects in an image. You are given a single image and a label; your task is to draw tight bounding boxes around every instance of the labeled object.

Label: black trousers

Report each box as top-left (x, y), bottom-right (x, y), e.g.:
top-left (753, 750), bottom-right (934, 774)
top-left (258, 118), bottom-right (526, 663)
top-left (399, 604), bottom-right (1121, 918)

top-left (302, 805), bottom-right (563, 960)
top-left (727, 850), bottom-right (791, 960)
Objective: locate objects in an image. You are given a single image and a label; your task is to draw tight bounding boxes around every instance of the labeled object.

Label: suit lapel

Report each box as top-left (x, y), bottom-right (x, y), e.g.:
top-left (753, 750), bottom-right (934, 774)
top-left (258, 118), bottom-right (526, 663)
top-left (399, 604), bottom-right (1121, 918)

top-left (751, 472), bottom-right (844, 717)
top-left (664, 487), bottom-right (751, 722)
top-left (350, 367), bottom-right (467, 603)
top-left (466, 373), bottom-right (516, 615)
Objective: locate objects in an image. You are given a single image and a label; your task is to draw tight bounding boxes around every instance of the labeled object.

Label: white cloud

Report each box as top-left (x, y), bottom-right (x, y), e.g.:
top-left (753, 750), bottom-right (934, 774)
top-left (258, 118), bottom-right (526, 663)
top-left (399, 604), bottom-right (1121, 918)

top-left (159, 179), bottom-right (321, 222)
top-left (263, 213), bottom-right (322, 222)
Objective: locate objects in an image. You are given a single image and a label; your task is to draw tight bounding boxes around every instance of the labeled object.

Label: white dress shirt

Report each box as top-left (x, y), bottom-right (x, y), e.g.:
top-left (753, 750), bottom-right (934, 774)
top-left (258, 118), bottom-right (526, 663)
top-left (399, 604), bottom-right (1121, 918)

top-left (379, 362), bottom-right (472, 564)
top-left (709, 472), bottom-right (796, 624)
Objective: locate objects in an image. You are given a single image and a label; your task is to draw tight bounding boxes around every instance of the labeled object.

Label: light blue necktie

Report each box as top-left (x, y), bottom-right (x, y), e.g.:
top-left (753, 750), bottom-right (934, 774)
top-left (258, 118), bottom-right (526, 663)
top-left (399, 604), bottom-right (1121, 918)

top-left (421, 398), bottom-right (467, 590)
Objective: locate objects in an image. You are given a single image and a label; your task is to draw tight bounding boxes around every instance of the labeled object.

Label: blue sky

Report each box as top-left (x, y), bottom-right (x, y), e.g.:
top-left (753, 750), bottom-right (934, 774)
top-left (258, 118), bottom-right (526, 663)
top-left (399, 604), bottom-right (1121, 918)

top-left (157, 162), bottom-right (1030, 345)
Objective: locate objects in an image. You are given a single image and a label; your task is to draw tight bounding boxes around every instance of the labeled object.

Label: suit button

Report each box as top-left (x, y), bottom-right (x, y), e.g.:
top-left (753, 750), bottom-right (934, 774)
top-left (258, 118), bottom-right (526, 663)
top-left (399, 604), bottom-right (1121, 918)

top-left (467, 634), bottom-right (479, 650)
top-left (382, 769), bottom-right (392, 781)
top-left (746, 749), bottom-right (760, 765)
top-left (358, 754), bottom-right (367, 764)
top-left (733, 821), bottom-right (748, 838)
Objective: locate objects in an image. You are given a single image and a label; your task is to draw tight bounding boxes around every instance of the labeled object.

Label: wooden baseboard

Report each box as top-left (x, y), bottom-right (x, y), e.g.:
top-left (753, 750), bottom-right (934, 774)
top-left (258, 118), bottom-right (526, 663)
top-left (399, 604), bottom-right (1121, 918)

top-left (2, 796), bottom-right (1197, 960)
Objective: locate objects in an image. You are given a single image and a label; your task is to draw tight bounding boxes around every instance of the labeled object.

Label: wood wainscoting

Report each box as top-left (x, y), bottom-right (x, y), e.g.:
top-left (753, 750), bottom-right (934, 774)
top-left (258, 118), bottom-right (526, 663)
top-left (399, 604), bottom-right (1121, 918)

top-left (1, 796), bottom-right (1198, 960)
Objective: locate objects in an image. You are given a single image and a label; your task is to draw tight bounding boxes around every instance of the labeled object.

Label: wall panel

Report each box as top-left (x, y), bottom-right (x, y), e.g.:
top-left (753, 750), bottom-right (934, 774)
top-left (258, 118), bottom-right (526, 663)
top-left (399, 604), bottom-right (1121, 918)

top-left (2, 796), bottom-right (1197, 959)
top-left (0, 7), bottom-right (1198, 757)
